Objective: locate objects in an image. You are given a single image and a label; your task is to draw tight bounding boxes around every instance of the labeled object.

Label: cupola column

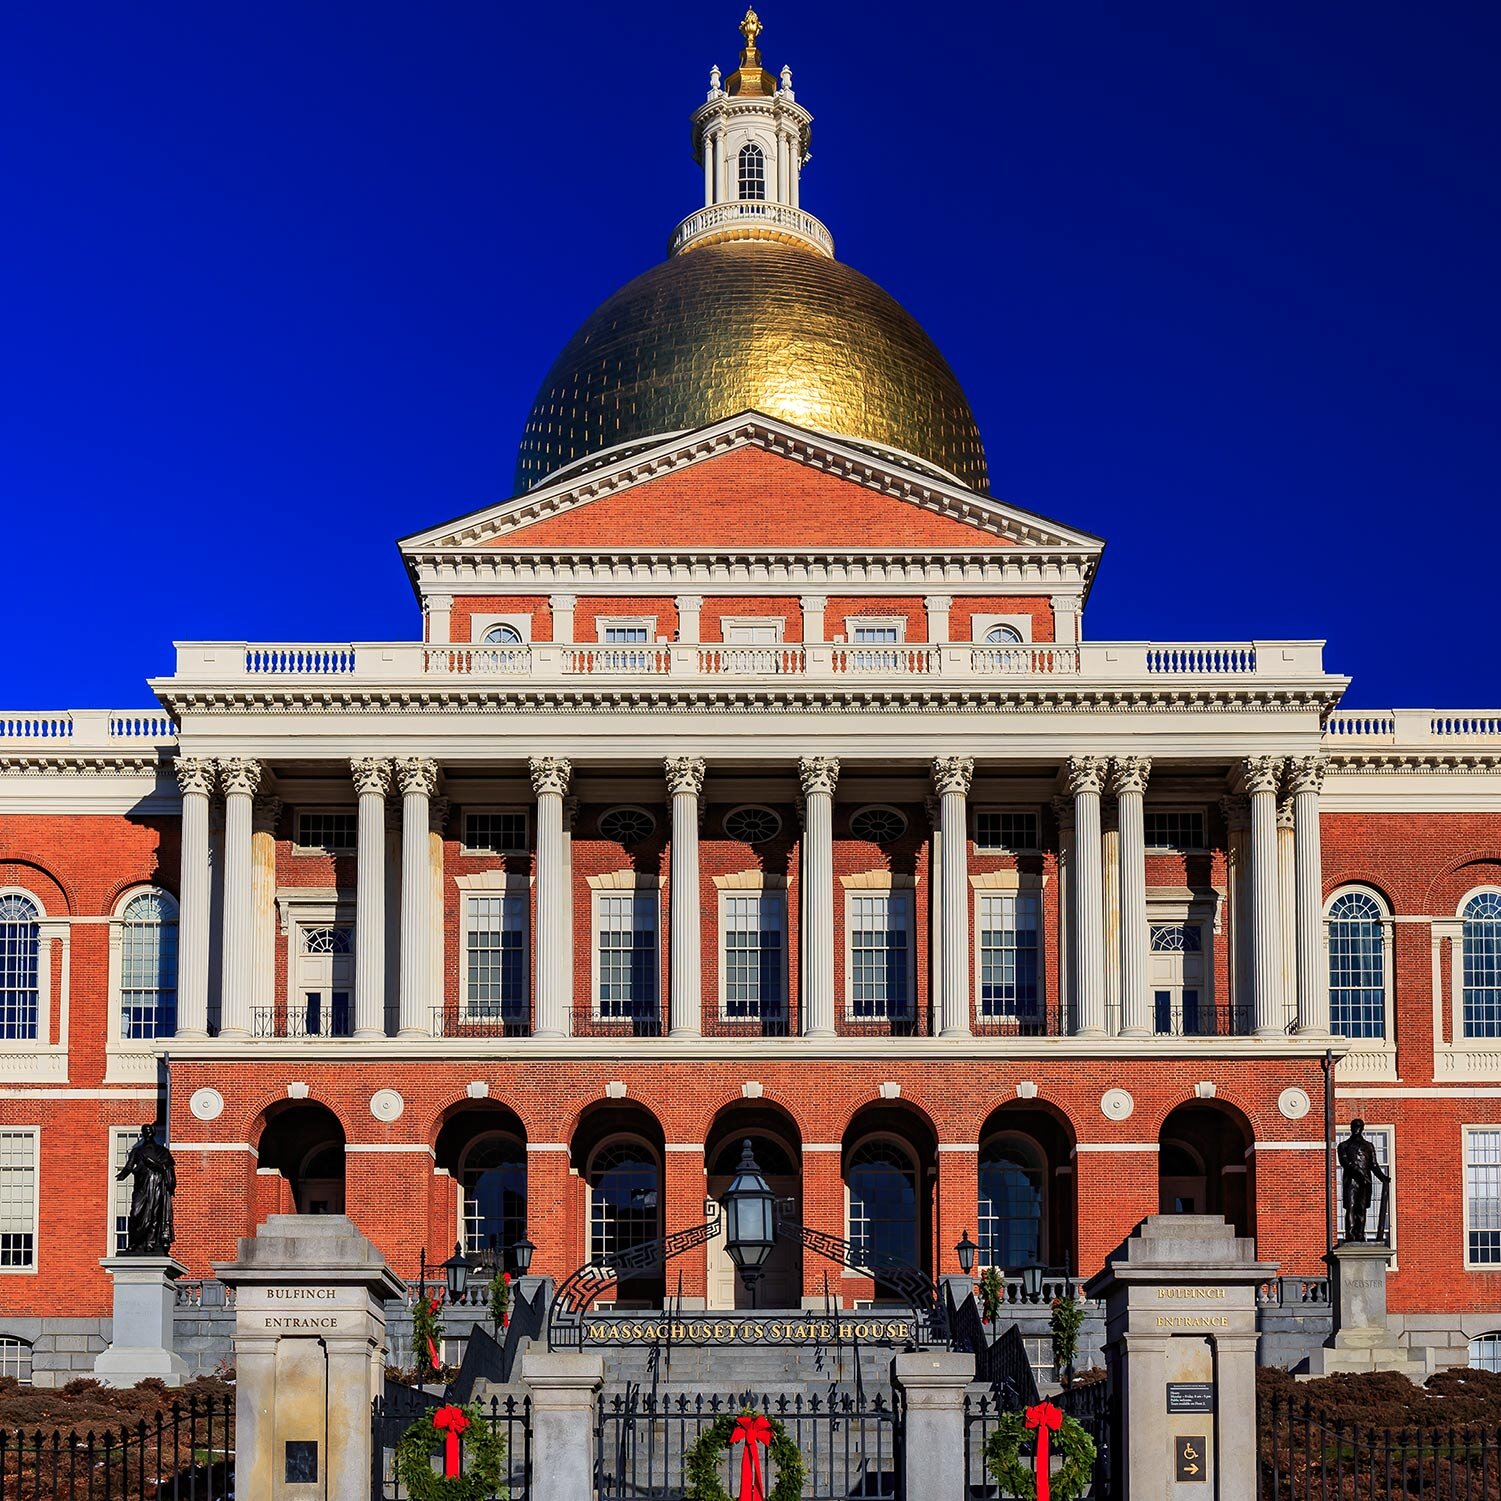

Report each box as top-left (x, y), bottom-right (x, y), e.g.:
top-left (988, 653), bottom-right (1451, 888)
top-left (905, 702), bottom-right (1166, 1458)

top-left (932, 757), bottom-right (974, 1037)
top-left (531, 757), bottom-right (573, 1037)
top-left (395, 757), bottom-right (439, 1038)
top-left (665, 757), bottom-right (706, 1037)
top-left (798, 756), bottom-right (839, 1037)
top-left (351, 758), bottom-right (392, 1039)
top-left (216, 757), bottom-right (263, 1038)
top-left (1289, 756), bottom-right (1330, 1035)
top-left (173, 759), bottom-right (216, 1039)
top-left (1112, 758), bottom-right (1152, 1036)
top-left (1244, 757), bottom-right (1287, 1036)
top-left (1067, 757), bottom-right (1108, 1037)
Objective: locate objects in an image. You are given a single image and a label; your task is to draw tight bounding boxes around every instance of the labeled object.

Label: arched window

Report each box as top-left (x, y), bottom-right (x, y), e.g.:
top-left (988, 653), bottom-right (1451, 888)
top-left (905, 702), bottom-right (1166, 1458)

top-left (978, 1135), bottom-right (1045, 1269)
top-left (481, 623), bottom-right (523, 646)
top-left (738, 143), bottom-right (766, 200)
top-left (461, 1134), bottom-right (527, 1261)
top-left (1327, 889), bottom-right (1386, 1040)
top-left (121, 890), bottom-right (178, 1039)
top-left (589, 1140), bottom-right (660, 1264)
top-left (0, 894), bottom-right (40, 1041)
top-left (1471, 1333), bottom-right (1501, 1372)
top-left (847, 1138), bottom-right (917, 1267)
top-left (1463, 892), bottom-right (1501, 1038)
top-left (0, 1335), bottom-right (32, 1384)
top-left (985, 624), bottom-right (1023, 645)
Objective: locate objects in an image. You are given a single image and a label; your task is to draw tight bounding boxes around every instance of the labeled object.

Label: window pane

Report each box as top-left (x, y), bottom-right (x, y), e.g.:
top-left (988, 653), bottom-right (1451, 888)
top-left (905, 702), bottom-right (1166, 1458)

top-left (463, 812), bottom-right (529, 853)
top-left (975, 811), bottom-right (1039, 852)
top-left (1470, 1334), bottom-right (1501, 1372)
top-left (590, 1144), bottom-right (659, 1262)
top-left (723, 894), bottom-right (785, 1018)
top-left (847, 1141), bottom-right (917, 1266)
top-left (737, 143), bottom-right (766, 200)
top-left (462, 1135), bottom-right (527, 1258)
top-left (1463, 894), bottom-right (1501, 1038)
top-left (1143, 811), bottom-right (1207, 850)
top-left (852, 625), bottom-right (900, 643)
top-left (978, 1142), bottom-right (1044, 1268)
top-left (849, 893), bottom-right (910, 1018)
top-left (598, 894), bottom-right (658, 1018)
top-left (0, 1337), bottom-right (31, 1385)
top-left (1469, 1129), bottom-right (1501, 1265)
top-left (112, 1129), bottom-right (133, 1253)
top-left (1328, 892), bottom-right (1386, 1039)
top-left (121, 892), bottom-right (178, 1040)
top-left (466, 896), bottom-right (527, 1019)
top-left (603, 626), bottom-right (650, 644)
top-left (0, 1130), bottom-right (36, 1269)
top-left (0, 895), bottom-right (39, 1042)
top-left (978, 893), bottom-right (1040, 1019)
top-left (295, 812), bottom-right (357, 852)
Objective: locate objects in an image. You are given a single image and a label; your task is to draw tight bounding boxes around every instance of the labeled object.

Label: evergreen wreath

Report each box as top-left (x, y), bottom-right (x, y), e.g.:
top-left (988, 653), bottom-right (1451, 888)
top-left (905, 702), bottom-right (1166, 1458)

top-left (683, 1410), bottom-right (805, 1501)
top-left (984, 1409), bottom-right (1096, 1501)
top-left (393, 1403), bottom-right (508, 1501)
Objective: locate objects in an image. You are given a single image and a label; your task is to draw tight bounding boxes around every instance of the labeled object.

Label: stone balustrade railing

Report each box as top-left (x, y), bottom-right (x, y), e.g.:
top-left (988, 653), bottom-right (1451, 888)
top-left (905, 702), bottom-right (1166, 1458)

top-left (668, 200), bottom-right (835, 257)
top-left (163, 638), bottom-right (1331, 684)
top-left (0, 709), bottom-right (176, 746)
top-left (1324, 709), bottom-right (1501, 745)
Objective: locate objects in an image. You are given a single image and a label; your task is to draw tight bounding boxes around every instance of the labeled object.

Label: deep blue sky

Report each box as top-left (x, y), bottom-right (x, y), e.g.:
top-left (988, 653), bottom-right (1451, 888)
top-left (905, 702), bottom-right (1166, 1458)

top-left (3, 2), bottom-right (1497, 709)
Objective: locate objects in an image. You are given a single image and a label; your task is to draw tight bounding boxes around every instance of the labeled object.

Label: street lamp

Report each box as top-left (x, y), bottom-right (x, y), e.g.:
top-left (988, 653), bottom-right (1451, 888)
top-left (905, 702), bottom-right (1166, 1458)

top-left (955, 1230), bottom-right (978, 1276)
top-left (723, 1139), bottom-right (777, 1307)
top-left (441, 1242), bottom-right (477, 1302)
top-left (1020, 1262), bottom-right (1046, 1304)
top-left (512, 1236), bottom-right (536, 1277)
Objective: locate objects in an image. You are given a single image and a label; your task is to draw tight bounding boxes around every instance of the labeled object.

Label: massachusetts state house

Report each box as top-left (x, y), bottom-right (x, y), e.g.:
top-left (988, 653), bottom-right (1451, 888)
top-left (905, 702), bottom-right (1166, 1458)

top-left (3, 9), bottom-right (1499, 1384)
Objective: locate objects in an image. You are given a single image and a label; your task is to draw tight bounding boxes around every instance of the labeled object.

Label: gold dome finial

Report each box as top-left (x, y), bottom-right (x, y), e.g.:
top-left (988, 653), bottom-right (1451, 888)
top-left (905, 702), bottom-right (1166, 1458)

top-left (727, 6), bottom-right (775, 96)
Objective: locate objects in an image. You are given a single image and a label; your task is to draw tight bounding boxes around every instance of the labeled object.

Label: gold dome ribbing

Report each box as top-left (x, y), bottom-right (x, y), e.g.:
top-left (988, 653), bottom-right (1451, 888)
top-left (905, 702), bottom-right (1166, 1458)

top-left (514, 239), bottom-right (989, 494)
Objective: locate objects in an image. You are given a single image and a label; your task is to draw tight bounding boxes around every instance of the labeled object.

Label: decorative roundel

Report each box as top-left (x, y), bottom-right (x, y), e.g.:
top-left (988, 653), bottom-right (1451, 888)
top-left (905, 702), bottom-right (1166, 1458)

top-left (1100, 1088), bottom-right (1134, 1121)
top-left (850, 805), bottom-right (908, 846)
top-left (189, 1087), bottom-right (224, 1122)
top-left (1278, 1087), bottom-right (1312, 1121)
top-left (599, 805), bottom-right (656, 845)
top-left (370, 1089), bottom-right (405, 1123)
top-left (723, 805), bottom-right (782, 844)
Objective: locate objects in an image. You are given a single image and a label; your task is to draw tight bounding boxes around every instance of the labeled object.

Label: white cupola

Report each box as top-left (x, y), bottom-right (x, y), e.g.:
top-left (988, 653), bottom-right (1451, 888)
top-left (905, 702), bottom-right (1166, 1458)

top-left (670, 9), bottom-right (832, 259)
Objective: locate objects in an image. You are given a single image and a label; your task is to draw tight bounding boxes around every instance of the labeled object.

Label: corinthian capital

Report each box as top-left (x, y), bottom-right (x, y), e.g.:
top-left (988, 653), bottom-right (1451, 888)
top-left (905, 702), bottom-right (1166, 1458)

top-left (394, 756), bottom-right (440, 799)
top-left (528, 755), bottom-right (572, 798)
top-left (173, 757), bottom-right (217, 798)
top-left (1065, 755), bottom-right (1108, 797)
top-left (664, 756), bottom-right (706, 798)
top-left (1109, 756), bottom-right (1152, 798)
top-left (251, 794), bottom-right (283, 834)
top-left (1285, 754), bottom-right (1326, 797)
top-left (797, 756), bottom-right (840, 799)
top-left (1242, 756), bottom-right (1283, 796)
top-left (216, 757), bottom-right (263, 797)
top-left (350, 756), bottom-right (393, 798)
top-left (931, 756), bottom-right (975, 797)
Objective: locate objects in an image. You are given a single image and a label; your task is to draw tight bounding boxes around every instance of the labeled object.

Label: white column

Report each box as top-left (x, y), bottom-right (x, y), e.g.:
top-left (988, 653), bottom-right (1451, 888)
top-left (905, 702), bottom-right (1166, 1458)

top-left (1289, 755), bottom-right (1329, 1035)
top-left (1101, 801), bottom-right (1121, 1033)
top-left (1112, 757), bottom-right (1152, 1037)
top-left (1277, 794), bottom-right (1297, 1015)
top-left (531, 756), bottom-right (573, 1037)
top-left (1067, 757), bottom-right (1108, 1037)
top-left (931, 757), bottom-right (974, 1037)
top-left (924, 595), bottom-right (952, 644)
top-left (251, 793), bottom-right (281, 1031)
top-left (1050, 593), bottom-right (1082, 645)
top-left (798, 756), bottom-right (839, 1037)
top-left (1244, 756), bottom-right (1286, 1036)
top-left (351, 758), bottom-right (391, 1038)
top-left (800, 595), bottom-right (827, 644)
top-left (216, 758), bottom-right (262, 1038)
top-left (665, 756), bottom-right (706, 1037)
top-left (925, 797), bottom-right (943, 1014)
top-left (429, 797), bottom-right (448, 1023)
top-left (674, 595), bottom-right (703, 645)
top-left (1052, 795), bottom-right (1074, 1029)
top-left (549, 594), bottom-right (576, 645)
top-left (395, 757), bottom-right (438, 1038)
top-left (173, 759), bottom-right (215, 1038)
top-left (1220, 793), bottom-right (1251, 1018)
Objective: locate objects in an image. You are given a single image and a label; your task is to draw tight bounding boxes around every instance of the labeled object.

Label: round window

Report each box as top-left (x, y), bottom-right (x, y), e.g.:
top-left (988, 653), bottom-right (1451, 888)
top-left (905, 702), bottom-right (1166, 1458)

top-left (599, 806), bottom-right (656, 845)
top-left (482, 623), bottom-right (524, 645)
top-left (723, 805), bottom-right (782, 844)
top-left (850, 805), bottom-right (908, 845)
top-left (985, 624), bottom-right (1023, 644)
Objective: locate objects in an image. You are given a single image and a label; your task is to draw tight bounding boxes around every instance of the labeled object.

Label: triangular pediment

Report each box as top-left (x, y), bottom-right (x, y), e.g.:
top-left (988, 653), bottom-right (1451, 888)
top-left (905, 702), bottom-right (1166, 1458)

top-left (399, 413), bottom-right (1102, 557)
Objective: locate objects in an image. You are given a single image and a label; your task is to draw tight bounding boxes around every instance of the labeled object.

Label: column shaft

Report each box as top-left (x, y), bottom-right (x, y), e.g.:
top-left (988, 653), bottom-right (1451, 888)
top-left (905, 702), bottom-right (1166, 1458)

top-left (1101, 805), bottom-right (1121, 1033)
top-left (173, 761), bottom-right (215, 1038)
top-left (932, 758), bottom-right (974, 1037)
top-left (666, 757), bottom-right (705, 1037)
top-left (1246, 757), bottom-right (1286, 1035)
top-left (531, 757), bottom-right (572, 1037)
top-left (1290, 756), bottom-right (1329, 1034)
top-left (1068, 758), bottom-right (1108, 1036)
top-left (799, 757), bottom-right (839, 1036)
top-left (352, 759), bottom-right (391, 1038)
top-left (1113, 758), bottom-right (1152, 1036)
top-left (396, 757), bottom-right (438, 1037)
top-left (1278, 800), bottom-right (1297, 1013)
top-left (217, 759), bottom-right (261, 1037)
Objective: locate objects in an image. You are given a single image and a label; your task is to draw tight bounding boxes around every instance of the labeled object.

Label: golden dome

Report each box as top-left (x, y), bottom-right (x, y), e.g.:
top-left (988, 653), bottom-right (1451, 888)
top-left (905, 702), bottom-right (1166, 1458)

top-left (514, 239), bottom-right (990, 494)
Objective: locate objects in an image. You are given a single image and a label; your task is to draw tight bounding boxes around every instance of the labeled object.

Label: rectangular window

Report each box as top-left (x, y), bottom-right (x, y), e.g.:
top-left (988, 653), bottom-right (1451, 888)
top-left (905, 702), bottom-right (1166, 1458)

top-left (462, 811), bottom-right (530, 854)
top-left (1143, 810), bottom-right (1207, 851)
top-left (1335, 1125), bottom-right (1394, 1249)
top-left (111, 1129), bottom-right (133, 1254)
top-left (0, 1129), bottom-right (37, 1270)
top-left (465, 895), bottom-right (528, 1020)
top-left (722, 893), bottom-right (785, 1019)
top-left (295, 811), bottom-right (358, 853)
top-left (978, 893), bottom-right (1041, 1020)
top-left (602, 625), bottom-right (650, 644)
top-left (596, 893), bottom-right (659, 1019)
top-left (975, 810), bottom-right (1040, 853)
top-left (848, 892), bottom-right (912, 1019)
top-left (1468, 1129), bottom-right (1501, 1266)
top-left (851, 624), bottom-right (901, 644)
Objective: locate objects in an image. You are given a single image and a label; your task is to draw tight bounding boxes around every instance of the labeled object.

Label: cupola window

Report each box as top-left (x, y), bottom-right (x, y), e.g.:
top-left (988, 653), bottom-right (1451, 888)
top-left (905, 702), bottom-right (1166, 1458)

top-left (738, 142), bottom-right (766, 200)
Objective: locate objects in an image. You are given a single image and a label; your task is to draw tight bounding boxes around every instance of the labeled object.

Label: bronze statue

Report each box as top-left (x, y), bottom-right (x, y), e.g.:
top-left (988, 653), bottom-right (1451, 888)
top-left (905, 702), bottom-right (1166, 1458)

top-left (116, 1123), bottom-right (176, 1255)
top-left (1337, 1118), bottom-right (1389, 1244)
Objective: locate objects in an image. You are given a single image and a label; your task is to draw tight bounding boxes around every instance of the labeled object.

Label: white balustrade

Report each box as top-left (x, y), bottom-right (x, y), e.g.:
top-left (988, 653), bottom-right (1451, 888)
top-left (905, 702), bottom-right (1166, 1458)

top-left (0, 711), bottom-right (176, 746)
top-left (0, 713), bottom-right (73, 739)
top-left (424, 646), bottom-right (532, 676)
top-left (1145, 644), bottom-right (1257, 675)
top-left (243, 644), bottom-right (357, 675)
top-left (668, 201), bottom-right (834, 258)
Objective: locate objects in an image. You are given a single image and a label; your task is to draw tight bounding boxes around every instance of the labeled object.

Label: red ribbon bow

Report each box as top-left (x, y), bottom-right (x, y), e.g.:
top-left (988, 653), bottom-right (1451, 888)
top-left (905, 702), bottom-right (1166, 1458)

top-left (1025, 1402), bottom-right (1065, 1501)
top-left (730, 1414), bottom-right (774, 1501)
top-left (432, 1405), bottom-right (469, 1478)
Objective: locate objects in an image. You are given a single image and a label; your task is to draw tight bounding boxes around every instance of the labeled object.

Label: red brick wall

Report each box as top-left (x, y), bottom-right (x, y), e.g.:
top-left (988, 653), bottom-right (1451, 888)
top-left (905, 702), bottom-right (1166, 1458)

top-left (948, 596), bottom-right (1056, 644)
top-left (449, 597), bottom-right (553, 644)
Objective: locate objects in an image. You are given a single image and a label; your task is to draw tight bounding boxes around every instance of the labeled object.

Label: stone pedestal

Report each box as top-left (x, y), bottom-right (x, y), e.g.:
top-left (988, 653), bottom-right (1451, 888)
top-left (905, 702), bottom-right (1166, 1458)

top-left (95, 1256), bottom-right (191, 1387)
top-left (893, 1351), bottom-right (974, 1501)
top-left (1305, 1241), bottom-right (1426, 1379)
top-left (521, 1348), bottom-right (604, 1501)
top-left (1086, 1215), bottom-right (1275, 1501)
top-left (216, 1215), bottom-right (404, 1501)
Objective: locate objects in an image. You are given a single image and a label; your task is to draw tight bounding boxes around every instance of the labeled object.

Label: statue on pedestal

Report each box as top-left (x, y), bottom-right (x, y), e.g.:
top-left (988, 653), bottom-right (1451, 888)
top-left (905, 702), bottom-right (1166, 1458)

top-left (116, 1123), bottom-right (176, 1255)
top-left (1337, 1118), bottom-right (1389, 1244)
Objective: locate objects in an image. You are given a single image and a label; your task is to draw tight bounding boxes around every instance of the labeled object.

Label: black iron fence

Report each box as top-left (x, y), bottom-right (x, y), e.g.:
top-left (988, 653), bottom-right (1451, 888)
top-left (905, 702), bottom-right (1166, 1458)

top-left (596, 1388), bottom-right (902, 1499)
top-left (964, 1380), bottom-right (1111, 1500)
top-left (1261, 1393), bottom-right (1501, 1501)
top-left (372, 1388), bottom-right (530, 1501)
top-left (0, 1397), bottom-right (233, 1501)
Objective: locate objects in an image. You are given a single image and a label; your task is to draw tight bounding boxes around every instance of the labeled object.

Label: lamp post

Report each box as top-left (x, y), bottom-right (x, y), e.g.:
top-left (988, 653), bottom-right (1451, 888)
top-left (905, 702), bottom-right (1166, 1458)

top-left (722, 1139), bottom-right (777, 1309)
top-left (955, 1230), bottom-right (977, 1277)
top-left (441, 1241), bottom-right (477, 1303)
top-left (513, 1236), bottom-right (536, 1277)
top-left (1020, 1262), bottom-right (1045, 1305)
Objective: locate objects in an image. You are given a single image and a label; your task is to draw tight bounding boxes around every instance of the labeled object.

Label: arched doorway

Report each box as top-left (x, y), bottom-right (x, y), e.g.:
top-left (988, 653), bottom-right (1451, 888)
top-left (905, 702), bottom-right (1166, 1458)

top-left (976, 1103), bottom-right (1077, 1274)
top-left (572, 1102), bottom-right (666, 1309)
top-left (843, 1104), bottom-right (937, 1301)
top-left (704, 1105), bottom-right (803, 1310)
top-left (435, 1104), bottom-right (528, 1271)
top-left (1158, 1101), bottom-right (1255, 1237)
top-left (257, 1102), bottom-right (345, 1214)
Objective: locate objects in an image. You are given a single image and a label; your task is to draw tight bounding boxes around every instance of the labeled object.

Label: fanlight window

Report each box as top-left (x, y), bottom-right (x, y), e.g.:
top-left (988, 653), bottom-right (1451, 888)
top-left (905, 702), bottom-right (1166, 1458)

top-left (481, 623), bottom-right (523, 645)
top-left (985, 624), bottom-right (1023, 644)
top-left (301, 927), bottom-right (353, 955)
top-left (0, 894), bottom-right (40, 1041)
top-left (0, 1336), bottom-right (32, 1385)
top-left (723, 805), bottom-right (782, 844)
top-left (738, 142), bottom-right (766, 200)
top-left (1150, 924), bottom-right (1202, 953)
top-left (599, 806), bottom-right (656, 846)
top-left (1463, 892), bottom-right (1501, 1038)
top-left (1327, 890), bottom-right (1386, 1039)
top-left (850, 806), bottom-right (908, 846)
top-left (121, 890), bottom-right (178, 1040)
top-left (1471, 1333), bottom-right (1501, 1372)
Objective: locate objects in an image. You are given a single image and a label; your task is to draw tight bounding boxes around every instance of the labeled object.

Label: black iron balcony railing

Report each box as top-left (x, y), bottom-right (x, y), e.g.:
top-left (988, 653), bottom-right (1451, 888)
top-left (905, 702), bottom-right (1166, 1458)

top-left (431, 1005), bottom-right (531, 1039)
top-left (252, 1002), bottom-right (352, 1039)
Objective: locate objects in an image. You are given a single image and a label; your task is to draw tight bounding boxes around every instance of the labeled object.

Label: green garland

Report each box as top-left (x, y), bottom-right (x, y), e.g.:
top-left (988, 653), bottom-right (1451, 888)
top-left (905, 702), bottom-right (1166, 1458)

top-left (393, 1404), bottom-right (507, 1501)
top-left (684, 1411), bottom-right (804, 1501)
top-left (984, 1410), bottom-right (1096, 1501)
top-left (412, 1292), bottom-right (442, 1381)
top-left (487, 1269), bottom-right (510, 1334)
